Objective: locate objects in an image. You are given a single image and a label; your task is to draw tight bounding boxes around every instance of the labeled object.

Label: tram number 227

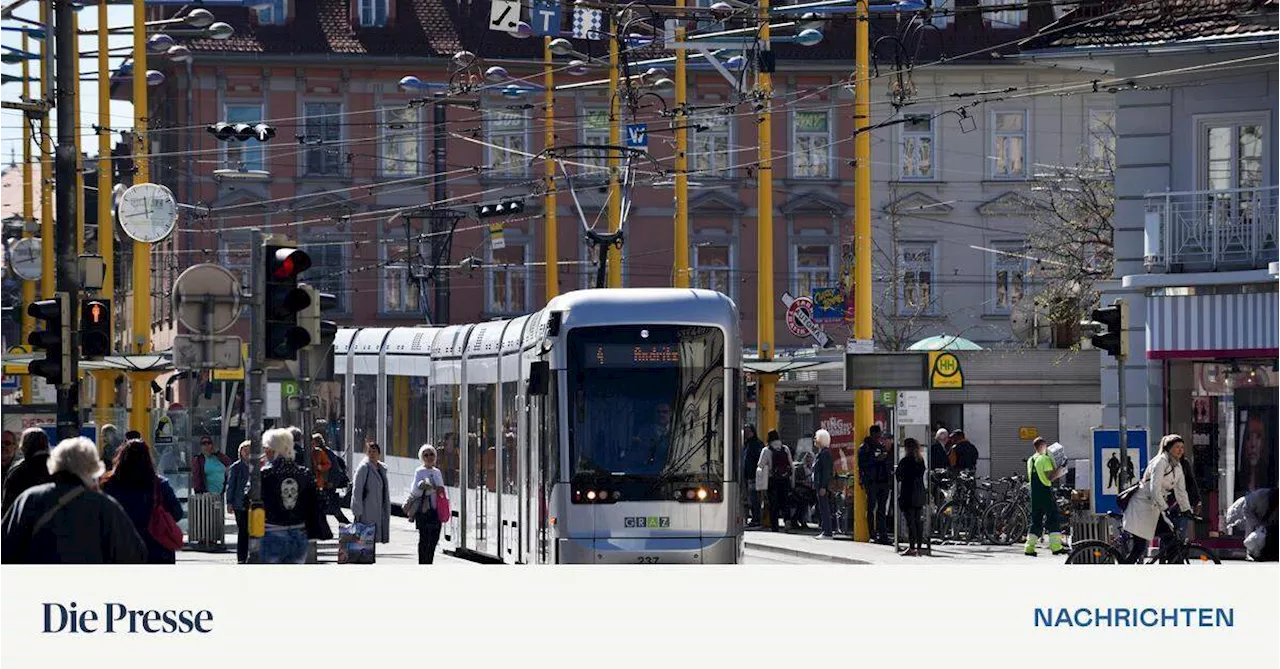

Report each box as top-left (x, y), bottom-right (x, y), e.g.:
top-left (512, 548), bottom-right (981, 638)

top-left (636, 556), bottom-right (661, 564)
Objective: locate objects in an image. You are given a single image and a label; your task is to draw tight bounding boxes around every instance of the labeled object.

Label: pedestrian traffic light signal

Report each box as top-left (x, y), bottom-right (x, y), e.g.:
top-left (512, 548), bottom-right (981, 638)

top-left (263, 245), bottom-right (313, 361)
top-left (297, 283), bottom-right (338, 347)
top-left (207, 122), bottom-right (276, 142)
top-left (475, 199), bottom-right (525, 218)
top-left (27, 294), bottom-right (71, 386)
top-left (1082, 300), bottom-right (1128, 358)
top-left (80, 298), bottom-right (112, 359)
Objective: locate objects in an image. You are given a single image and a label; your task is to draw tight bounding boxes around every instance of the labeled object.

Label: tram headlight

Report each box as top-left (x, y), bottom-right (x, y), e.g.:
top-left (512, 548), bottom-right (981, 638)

top-left (696, 488), bottom-right (708, 501)
top-left (587, 490), bottom-right (598, 501)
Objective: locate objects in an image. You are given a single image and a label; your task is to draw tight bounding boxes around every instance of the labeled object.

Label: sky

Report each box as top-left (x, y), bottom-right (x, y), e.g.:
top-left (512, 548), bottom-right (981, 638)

top-left (1, 4), bottom-right (140, 168)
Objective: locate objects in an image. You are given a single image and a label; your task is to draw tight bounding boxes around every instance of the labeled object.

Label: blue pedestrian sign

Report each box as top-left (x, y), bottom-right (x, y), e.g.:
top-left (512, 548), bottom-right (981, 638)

top-left (625, 123), bottom-right (648, 148)
top-left (531, 0), bottom-right (562, 37)
top-left (1091, 428), bottom-right (1149, 515)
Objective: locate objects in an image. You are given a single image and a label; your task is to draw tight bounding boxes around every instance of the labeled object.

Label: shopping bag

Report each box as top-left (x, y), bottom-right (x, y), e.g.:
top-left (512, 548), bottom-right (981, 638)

top-left (338, 522), bottom-right (376, 564)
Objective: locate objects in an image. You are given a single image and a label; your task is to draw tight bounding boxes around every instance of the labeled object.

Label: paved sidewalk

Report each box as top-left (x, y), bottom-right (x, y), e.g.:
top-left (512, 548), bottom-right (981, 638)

top-left (744, 527), bottom-right (1054, 565)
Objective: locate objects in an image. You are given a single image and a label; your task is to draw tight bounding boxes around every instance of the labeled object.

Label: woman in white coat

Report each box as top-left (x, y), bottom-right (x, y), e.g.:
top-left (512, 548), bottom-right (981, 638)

top-left (1121, 434), bottom-right (1192, 563)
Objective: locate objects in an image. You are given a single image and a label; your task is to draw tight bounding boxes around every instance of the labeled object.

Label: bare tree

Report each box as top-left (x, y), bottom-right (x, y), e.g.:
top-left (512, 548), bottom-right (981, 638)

top-left (869, 185), bottom-right (936, 351)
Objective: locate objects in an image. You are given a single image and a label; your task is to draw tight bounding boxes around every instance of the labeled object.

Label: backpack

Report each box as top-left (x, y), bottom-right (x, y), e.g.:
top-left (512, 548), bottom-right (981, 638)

top-left (770, 447), bottom-right (790, 478)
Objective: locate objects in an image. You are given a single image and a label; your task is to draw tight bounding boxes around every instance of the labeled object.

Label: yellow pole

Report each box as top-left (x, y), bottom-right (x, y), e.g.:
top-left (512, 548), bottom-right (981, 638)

top-left (73, 11), bottom-right (84, 257)
top-left (39, 1), bottom-right (54, 301)
top-left (20, 31), bottom-right (34, 404)
top-left (852, 0), bottom-right (874, 543)
top-left (672, 0), bottom-right (690, 288)
top-left (756, 0), bottom-right (777, 436)
top-left (543, 36), bottom-right (559, 302)
top-left (129, 0), bottom-right (153, 436)
top-left (96, 0), bottom-right (116, 425)
top-left (606, 20), bottom-right (622, 288)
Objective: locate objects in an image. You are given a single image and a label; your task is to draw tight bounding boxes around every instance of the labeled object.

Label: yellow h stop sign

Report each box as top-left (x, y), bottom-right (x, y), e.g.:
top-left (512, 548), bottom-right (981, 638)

top-left (928, 351), bottom-right (964, 389)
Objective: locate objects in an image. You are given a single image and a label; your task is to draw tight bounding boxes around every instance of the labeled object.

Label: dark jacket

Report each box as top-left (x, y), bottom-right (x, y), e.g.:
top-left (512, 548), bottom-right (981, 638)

top-left (857, 437), bottom-right (891, 486)
top-left (2, 472), bottom-right (147, 564)
top-left (742, 436), bottom-right (765, 482)
top-left (190, 451), bottom-right (233, 494)
top-left (259, 457), bottom-right (320, 529)
top-left (929, 441), bottom-right (949, 470)
top-left (896, 455), bottom-right (928, 509)
top-left (101, 476), bottom-right (185, 564)
top-left (813, 448), bottom-right (835, 491)
top-left (225, 459), bottom-right (250, 511)
top-left (1, 451), bottom-right (53, 517)
top-left (949, 440), bottom-right (979, 471)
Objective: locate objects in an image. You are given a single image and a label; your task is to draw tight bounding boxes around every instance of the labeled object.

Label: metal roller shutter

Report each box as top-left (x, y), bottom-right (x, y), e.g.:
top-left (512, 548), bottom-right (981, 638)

top-left (989, 404), bottom-right (1060, 478)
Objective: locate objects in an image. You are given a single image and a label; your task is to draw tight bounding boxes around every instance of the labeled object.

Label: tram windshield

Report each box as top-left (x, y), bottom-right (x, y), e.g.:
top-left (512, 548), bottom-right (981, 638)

top-left (567, 325), bottom-right (726, 499)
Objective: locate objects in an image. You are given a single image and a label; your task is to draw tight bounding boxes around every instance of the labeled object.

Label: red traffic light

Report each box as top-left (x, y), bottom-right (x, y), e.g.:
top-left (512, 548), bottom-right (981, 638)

top-left (269, 247), bottom-right (311, 280)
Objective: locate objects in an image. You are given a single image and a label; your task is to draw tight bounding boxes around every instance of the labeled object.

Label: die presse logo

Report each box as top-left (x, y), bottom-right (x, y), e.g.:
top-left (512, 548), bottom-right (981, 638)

top-left (42, 601), bottom-right (214, 634)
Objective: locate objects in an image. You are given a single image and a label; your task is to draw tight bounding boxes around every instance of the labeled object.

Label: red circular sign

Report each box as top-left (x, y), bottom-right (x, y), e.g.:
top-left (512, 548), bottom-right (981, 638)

top-left (785, 297), bottom-right (815, 337)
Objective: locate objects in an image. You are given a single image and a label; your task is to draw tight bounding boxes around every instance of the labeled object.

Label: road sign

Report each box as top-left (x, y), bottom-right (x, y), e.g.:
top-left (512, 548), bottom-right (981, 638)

top-left (811, 286), bottom-right (845, 324)
top-left (625, 123), bottom-right (648, 148)
top-left (1019, 426), bottom-right (1039, 440)
top-left (174, 263), bottom-right (242, 334)
top-left (489, 0), bottom-right (521, 32)
top-left (531, 0), bottom-right (561, 36)
top-left (281, 380), bottom-right (300, 399)
top-left (172, 335), bottom-right (243, 370)
top-left (897, 391), bottom-right (930, 425)
top-left (1092, 428), bottom-right (1150, 514)
top-left (781, 292), bottom-right (830, 347)
top-left (212, 342), bottom-right (248, 381)
top-left (928, 351), bottom-right (964, 389)
top-left (572, 6), bottom-right (604, 40)
top-left (879, 390), bottom-right (897, 405)
top-left (846, 338), bottom-right (873, 354)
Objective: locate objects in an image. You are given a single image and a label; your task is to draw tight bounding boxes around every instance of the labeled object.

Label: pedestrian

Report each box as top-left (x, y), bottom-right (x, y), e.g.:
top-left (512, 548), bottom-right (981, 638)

top-left (101, 439), bottom-right (186, 564)
top-left (947, 429), bottom-right (979, 473)
top-left (260, 428), bottom-right (320, 564)
top-left (812, 428), bottom-right (835, 539)
top-left (1023, 437), bottom-right (1068, 557)
top-left (191, 435), bottom-right (232, 496)
top-left (351, 442), bottom-right (391, 545)
top-left (2, 437), bottom-right (146, 564)
top-left (2, 428), bottom-right (53, 516)
top-left (896, 437), bottom-right (928, 556)
top-left (1120, 434), bottom-right (1192, 563)
top-left (1225, 487), bottom-right (1277, 562)
top-left (757, 430), bottom-right (793, 532)
top-left (742, 424), bottom-right (765, 528)
top-left (857, 424), bottom-right (892, 543)
top-left (410, 444), bottom-right (447, 564)
top-left (928, 428), bottom-right (950, 472)
top-left (124, 430), bottom-right (142, 441)
top-left (2, 430), bottom-right (18, 474)
top-left (313, 432), bottom-right (351, 524)
top-left (98, 424), bottom-right (122, 473)
top-left (791, 451), bottom-right (816, 529)
top-left (225, 441), bottom-right (252, 564)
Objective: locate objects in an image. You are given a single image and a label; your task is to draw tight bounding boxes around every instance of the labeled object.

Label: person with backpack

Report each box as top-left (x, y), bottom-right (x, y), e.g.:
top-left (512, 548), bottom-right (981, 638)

top-left (101, 438), bottom-right (186, 564)
top-left (858, 425), bottom-right (893, 544)
top-left (351, 442), bottom-right (391, 545)
top-left (260, 428), bottom-right (321, 564)
top-left (312, 432), bottom-right (351, 524)
top-left (2, 437), bottom-right (146, 564)
top-left (756, 430), bottom-right (794, 532)
top-left (947, 429), bottom-right (980, 474)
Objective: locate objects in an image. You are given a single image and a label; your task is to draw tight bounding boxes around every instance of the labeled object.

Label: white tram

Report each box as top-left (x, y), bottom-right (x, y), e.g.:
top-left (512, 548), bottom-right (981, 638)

top-left (333, 288), bottom-right (744, 564)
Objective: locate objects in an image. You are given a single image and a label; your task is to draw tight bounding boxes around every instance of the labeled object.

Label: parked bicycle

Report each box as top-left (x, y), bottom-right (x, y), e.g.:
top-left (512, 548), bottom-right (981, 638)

top-left (1065, 510), bottom-right (1221, 564)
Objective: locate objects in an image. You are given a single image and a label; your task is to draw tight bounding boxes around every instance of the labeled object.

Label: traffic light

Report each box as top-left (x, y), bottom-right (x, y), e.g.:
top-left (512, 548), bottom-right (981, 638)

top-left (27, 293), bottom-right (71, 386)
top-left (207, 122), bottom-right (276, 142)
top-left (475, 198), bottom-right (525, 218)
top-left (263, 244), bottom-right (313, 361)
top-left (297, 284), bottom-right (337, 346)
top-left (80, 298), bottom-right (112, 359)
top-left (1082, 299), bottom-right (1128, 358)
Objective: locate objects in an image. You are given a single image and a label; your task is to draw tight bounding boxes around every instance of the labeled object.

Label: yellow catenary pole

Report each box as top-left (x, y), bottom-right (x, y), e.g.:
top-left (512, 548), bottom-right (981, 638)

top-left (129, 0), bottom-right (153, 436)
top-left (852, 0), bottom-right (874, 543)
top-left (96, 0), bottom-right (116, 425)
top-left (606, 17), bottom-right (622, 288)
top-left (39, 1), bottom-right (54, 301)
top-left (672, 0), bottom-right (689, 288)
top-left (756, 0), bottom-right (777, 436)
top-left (544, 36), bottom-right (559, 302)
top-left (20, 30), bottom-right (34, 404)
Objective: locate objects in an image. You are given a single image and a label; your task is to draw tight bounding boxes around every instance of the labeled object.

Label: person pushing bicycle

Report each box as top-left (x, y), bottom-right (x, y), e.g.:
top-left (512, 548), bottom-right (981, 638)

top-left (1025, 437), bottom-right (1068, 557)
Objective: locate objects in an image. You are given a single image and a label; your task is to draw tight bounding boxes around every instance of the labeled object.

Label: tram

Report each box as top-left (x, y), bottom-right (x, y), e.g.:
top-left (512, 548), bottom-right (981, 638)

top-left (332, 288), bottom-right (744, 564)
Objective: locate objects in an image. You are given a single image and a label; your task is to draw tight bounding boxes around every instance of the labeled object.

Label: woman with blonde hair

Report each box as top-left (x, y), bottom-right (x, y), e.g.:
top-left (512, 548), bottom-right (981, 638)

top-left (410, 444), bottom-right (447, 564)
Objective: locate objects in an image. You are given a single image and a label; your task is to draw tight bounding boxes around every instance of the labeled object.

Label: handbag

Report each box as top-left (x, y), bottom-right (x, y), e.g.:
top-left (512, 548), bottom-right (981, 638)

top-left (147, 480), bottom-right (185, 552)
top-left (402, 486), bottom-right (424, 521)
top-left (435, 488), bottom-right (451, 524)
top-left (1115, 483), bottom-right (1140, 511)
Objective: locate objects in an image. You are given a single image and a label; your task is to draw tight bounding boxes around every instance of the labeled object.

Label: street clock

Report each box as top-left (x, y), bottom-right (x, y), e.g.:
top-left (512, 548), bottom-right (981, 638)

top-left (7, 237), bottom-right (42, 281)
top-left (117, 182), bottom-right (178, 244)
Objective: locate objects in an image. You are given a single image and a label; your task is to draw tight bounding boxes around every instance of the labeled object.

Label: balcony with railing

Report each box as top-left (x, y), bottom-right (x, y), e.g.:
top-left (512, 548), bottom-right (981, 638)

top-left (1144, 186), bottom-right (1279, 272)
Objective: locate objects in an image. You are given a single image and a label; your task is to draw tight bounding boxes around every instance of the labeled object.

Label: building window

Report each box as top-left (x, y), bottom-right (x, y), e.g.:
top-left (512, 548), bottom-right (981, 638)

top-left (1202, 118), bottom-right (1266, 191)
top-left (486, 109), bottom-right (529, 177)
top-left (793, 243), bottom-right (835, 298)
top-left (692, 243), bottom-right (733, 297)
top-left (989, 243), bottom-right (1027, 314)
top-left (224, 103), bottom-right (264, 171)
top-left (793, 110), bottom-right (832, 179)
top-left (358, 0), bottom-right (389, 27)
top-left (690, 111), bottom-right (732, 178)
top-left (303, 102), bottom-right (343, 176)
top-left (900, 113), bottom-right (935, 180)
top-left (1087, 108), bottom-right (1115, 168)
top-left (381, 106), bottom-right (420, 176)
top-left (991, 110), bottom-right (1027, 179)
top-left (383, 242), bottom-right (423, 313)
top-left (581, 108), bottom-right (610, 182)
top-left (254, 0), bottom-right (287, 25)
top-left (982, 0), bottom-right (1026, 27)
top-left (487, 242), bottom-right (530, 315)
top-left (899, 243), bottom-right (935, 315)
top-left (301, 236), bottom-right (347, 312)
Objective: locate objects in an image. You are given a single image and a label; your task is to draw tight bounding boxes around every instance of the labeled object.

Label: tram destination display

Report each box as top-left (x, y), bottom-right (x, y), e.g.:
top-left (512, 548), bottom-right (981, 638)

top-left (592, 343), bottom-right (681, 367)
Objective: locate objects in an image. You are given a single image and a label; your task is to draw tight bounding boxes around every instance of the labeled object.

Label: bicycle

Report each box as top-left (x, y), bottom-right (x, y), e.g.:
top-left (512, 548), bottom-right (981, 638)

top-left (1064, 510), bottom-right (1221, 564)
top-left (830, 474), bottom-right (852, 536)
top-left (979, 476), bottom-right (1029, 545)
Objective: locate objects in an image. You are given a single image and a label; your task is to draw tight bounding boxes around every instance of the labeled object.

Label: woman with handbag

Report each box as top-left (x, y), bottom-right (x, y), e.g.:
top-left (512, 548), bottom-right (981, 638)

top-left (1120, 434), bottom-right (1192, 563)
top-left (410, 444), bottom-right (448, 564)
top-left (351, 443), bottom-right (391, 544)
top-left (895, 438), bottom-right (928, 556)
top-left (101, 439), bottom-right (186, 564)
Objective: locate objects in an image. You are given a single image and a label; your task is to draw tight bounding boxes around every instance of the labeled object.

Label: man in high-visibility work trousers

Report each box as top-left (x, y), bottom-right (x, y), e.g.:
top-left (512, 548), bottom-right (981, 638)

top-left (1025, 437), bottom-right (1068, 556)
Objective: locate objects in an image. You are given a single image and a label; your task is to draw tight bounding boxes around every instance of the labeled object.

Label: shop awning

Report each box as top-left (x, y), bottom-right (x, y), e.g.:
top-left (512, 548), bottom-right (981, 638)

top-left (1147, 288), bottom-right (1279, 359)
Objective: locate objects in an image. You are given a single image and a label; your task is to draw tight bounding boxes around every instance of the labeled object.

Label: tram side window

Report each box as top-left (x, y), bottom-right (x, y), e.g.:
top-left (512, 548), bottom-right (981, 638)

top-left (352, 375), bottom-right (378, 454)
top-left (501, 380), bottom-right (518, 494)
top-left (407, 377), bottom-right (430, 460)
top-left (386, 376), bottom-right (428, 459)
top-left (547, 371), bottom-right (560, 485)
top-left (467, 384), bottom-right (496, 492)
top-left (434, 383), bottom-right (460, 486)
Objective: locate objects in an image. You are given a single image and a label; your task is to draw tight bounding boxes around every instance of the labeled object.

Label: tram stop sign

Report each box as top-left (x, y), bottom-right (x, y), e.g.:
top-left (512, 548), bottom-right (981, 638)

top-left (781, 292), bottom-right (830, 347)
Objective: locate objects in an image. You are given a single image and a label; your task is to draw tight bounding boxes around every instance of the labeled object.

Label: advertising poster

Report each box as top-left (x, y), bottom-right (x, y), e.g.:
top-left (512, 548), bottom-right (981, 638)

top-left (1234, 395), bottom-right (1277, 499)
